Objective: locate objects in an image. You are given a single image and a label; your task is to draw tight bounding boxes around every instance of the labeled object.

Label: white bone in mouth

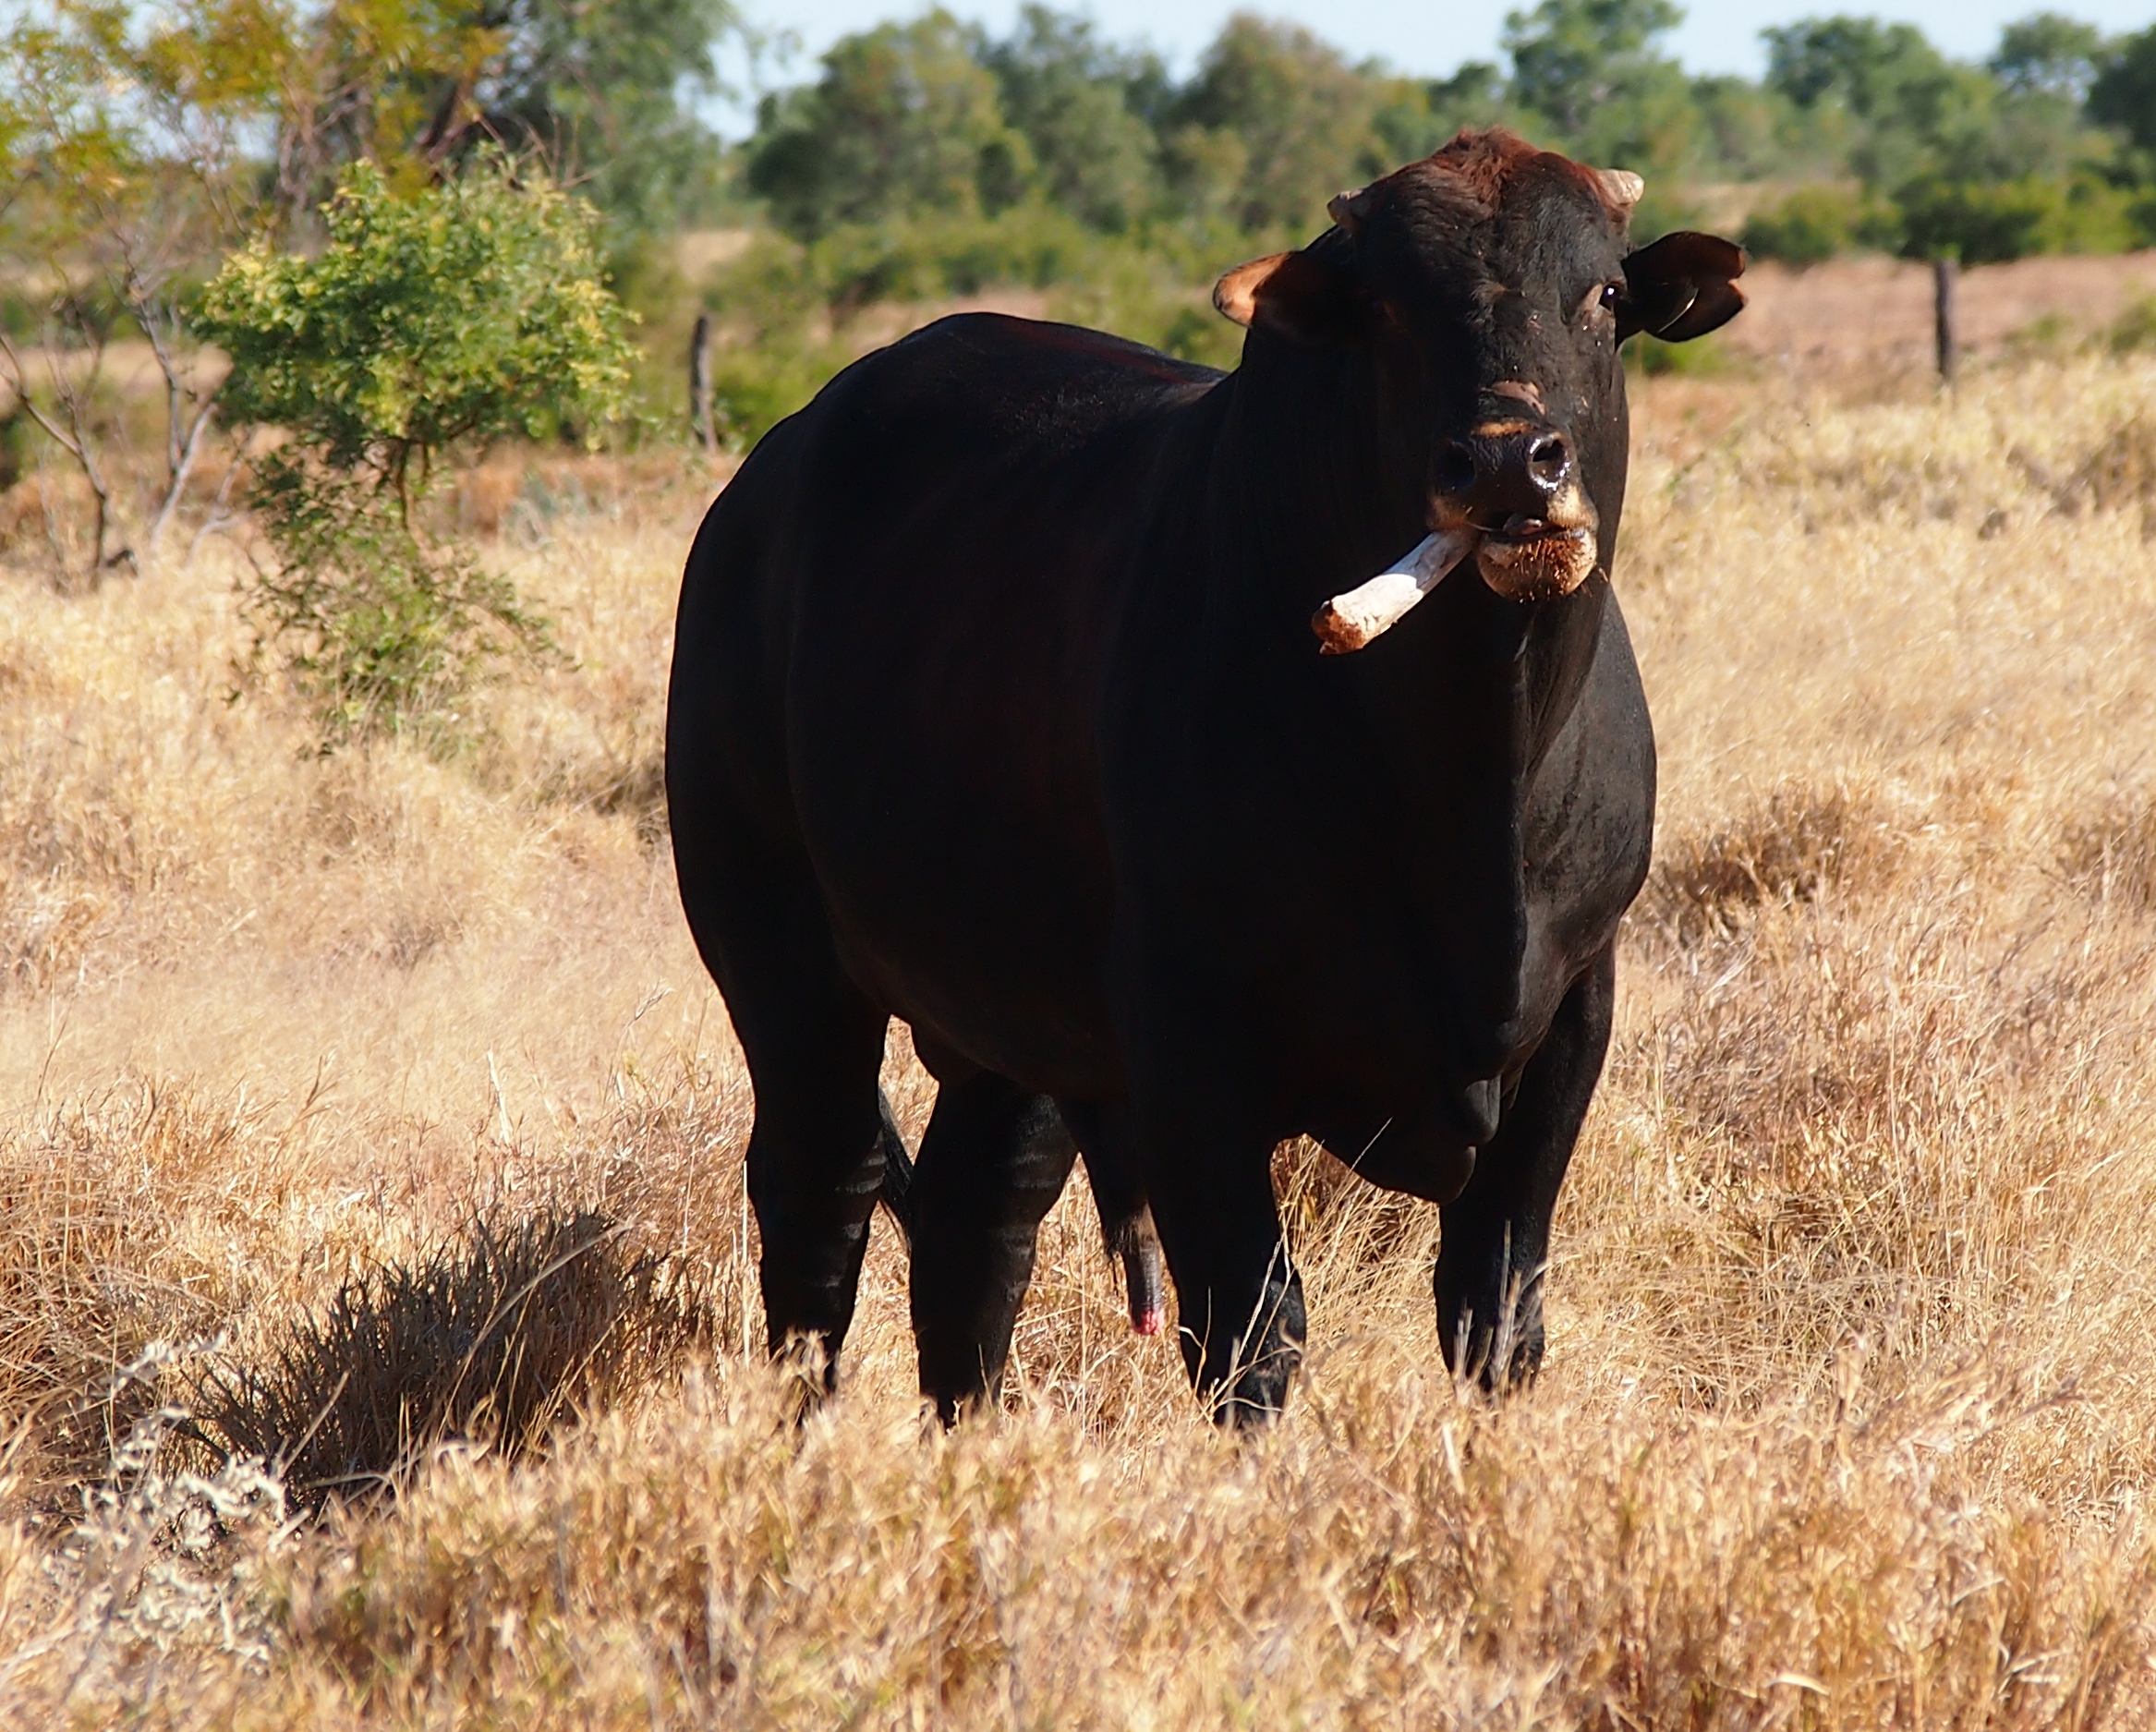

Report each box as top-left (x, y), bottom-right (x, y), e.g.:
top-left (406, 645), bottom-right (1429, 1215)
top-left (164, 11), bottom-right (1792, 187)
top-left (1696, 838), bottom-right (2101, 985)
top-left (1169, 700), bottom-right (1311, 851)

top-left (1310, 527), bottom-right (1479, 654)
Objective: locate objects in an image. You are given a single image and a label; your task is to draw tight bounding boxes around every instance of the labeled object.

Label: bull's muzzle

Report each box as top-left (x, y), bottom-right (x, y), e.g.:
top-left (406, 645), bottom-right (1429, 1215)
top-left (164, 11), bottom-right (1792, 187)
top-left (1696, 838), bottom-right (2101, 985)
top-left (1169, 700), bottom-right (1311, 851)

top-left (1315, 421), bottom-right (1604, 647)
top-left (1473, 521), bottom-right (1597, 603)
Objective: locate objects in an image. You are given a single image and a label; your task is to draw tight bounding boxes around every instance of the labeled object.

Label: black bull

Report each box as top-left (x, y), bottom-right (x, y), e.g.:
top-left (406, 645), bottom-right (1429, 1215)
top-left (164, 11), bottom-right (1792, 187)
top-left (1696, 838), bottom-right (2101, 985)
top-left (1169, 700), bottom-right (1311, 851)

top-left (665, 130), bottom-right (1746, 1423)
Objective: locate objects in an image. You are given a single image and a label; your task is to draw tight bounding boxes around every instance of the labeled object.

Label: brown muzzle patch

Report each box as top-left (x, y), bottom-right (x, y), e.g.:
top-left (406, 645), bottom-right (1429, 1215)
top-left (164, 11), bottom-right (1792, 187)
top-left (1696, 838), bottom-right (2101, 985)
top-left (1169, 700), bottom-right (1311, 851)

top-left (1476, 528), bottom-right (1597, 602)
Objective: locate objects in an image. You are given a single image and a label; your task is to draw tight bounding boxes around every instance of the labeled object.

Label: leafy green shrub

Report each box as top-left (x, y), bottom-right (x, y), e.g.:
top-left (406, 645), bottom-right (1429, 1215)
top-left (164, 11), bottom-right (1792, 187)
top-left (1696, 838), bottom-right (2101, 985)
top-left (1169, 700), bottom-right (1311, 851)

top-left (814, 203), bottom-right (1099, 308)
top-left (2002, 310), bottom-right (2075, 361)
top-left (240, 455), bottom-right (555, 744)
top-left (1741, 183), bottom-right (1899, 264)
top-left (198, 161), bottom-right (635, 745)
top-left (694, 205), bottom-right (1254, 444)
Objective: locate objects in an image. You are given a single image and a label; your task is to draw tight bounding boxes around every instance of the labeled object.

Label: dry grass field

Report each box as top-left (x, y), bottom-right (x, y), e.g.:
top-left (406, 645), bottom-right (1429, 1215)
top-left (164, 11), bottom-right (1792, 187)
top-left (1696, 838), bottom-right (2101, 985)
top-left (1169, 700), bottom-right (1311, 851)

top-left (2, 341), bottom-right (2156, 1726)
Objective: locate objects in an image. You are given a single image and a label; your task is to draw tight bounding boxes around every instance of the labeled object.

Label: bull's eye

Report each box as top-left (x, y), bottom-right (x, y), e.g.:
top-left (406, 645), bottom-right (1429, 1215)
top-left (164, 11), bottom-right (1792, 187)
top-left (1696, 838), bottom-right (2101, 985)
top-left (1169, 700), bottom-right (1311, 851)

top-left (1599, 283), bottom-right (1623, 311)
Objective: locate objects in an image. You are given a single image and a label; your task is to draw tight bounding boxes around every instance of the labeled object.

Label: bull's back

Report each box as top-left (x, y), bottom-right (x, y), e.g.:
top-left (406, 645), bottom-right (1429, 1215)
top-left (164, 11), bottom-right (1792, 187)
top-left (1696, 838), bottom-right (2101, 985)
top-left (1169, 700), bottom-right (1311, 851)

top-left (671, 314), bottom-right (1220, 1093)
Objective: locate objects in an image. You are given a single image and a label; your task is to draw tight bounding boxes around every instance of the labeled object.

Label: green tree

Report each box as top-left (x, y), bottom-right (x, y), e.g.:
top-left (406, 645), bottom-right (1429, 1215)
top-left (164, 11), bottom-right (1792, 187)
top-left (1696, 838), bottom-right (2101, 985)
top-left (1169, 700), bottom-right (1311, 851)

top-left (1763, 16), bottom-right (1949, 113)
top-left (197, 162), bottom-right (636, 743)
top-left (1762, 17), bottom-right (1982, 187)
top-left (747, 12), bottom-right (1029, 242)
top-left (1990, 13), bottom-right (2110, 100)
top-left (1366, 62), bottom-right (1506, 169)
top-left (260, 0), bottom-right (734, 236)
top-left (1762, 13), bottom-right (2136, 261)
top-left (1503, 0), bottom-right (1680, 137)
top-left (1688, 72), bottom-right (1841, 182)
top-left (2089, 25), bottom-right (2156, 155)
top-left (1896, 170), bottom-right (2136, 260)
top-left (1767, 19), bottom-right (2029, 185)
top-left (1742, 182), bottom-right (1900, 263)
top-left (0, 0), bottom-right (277, 576)
top-left (429, 0), bottom-right (737, 231)
top-left (1169, 15), bottom-right (1406, 232)
top-left (1498, 0), bottom-right (1707, 190)
top-left (980, 7), bottom-right (1165, 232)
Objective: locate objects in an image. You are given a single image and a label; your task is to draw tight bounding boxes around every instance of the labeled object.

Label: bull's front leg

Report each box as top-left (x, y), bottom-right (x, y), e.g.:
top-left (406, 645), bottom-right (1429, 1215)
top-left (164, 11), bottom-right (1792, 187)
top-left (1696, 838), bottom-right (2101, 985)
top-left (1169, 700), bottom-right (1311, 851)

top-left (1435, 942), bottom-right (1615, 1390)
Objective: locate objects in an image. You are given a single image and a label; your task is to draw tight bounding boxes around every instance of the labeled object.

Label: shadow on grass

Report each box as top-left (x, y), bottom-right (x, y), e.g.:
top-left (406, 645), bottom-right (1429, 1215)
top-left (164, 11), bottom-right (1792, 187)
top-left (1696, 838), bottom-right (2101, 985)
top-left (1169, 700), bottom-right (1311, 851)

top-left (188, 1208), bottom-right (711, 1513)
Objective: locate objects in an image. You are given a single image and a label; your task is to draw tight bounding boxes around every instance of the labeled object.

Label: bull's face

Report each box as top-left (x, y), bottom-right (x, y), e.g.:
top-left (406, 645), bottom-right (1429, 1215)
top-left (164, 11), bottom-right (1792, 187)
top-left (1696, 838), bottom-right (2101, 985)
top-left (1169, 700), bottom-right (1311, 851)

top-left (1214, 129), bottom-right (1744, 652)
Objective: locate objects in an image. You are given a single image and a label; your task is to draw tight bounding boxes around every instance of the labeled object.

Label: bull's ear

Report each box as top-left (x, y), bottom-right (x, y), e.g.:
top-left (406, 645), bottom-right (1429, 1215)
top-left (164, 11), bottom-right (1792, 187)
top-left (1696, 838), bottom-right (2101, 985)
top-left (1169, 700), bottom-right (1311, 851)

top-left (1618, 230), bottom-right (1746, 344)
top-left (1214, 249), bottom-right (1361, 345)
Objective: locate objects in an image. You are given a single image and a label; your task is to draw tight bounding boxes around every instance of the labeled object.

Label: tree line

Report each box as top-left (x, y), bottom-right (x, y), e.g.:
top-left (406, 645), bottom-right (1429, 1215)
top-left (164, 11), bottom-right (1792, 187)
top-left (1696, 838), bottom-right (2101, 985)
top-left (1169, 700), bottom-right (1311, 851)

top-left (743, 2), bottom-right (2156, 266)
top-left (5, 0), bottom-right (2155, 519)
top-left (662, 3), bottom-right (2155, 437)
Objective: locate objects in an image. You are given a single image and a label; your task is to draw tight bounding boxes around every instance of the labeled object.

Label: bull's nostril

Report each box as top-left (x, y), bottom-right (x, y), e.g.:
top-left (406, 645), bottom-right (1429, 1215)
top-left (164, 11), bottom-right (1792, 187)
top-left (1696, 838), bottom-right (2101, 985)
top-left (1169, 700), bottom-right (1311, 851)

top-left (1437, 442), bottom-right (1478, 496)
top-left (1527, 434), bottom-right (1569, 486)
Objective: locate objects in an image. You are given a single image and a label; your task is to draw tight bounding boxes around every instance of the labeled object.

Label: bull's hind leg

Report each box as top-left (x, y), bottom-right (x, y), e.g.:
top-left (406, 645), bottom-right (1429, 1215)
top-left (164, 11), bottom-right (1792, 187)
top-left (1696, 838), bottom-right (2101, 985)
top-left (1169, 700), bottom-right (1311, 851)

top-left (908, 1074), bottom-right (1078, 1423)
top-left (1435, 942), bottom-right (1615, 1391)
top-left (673, 823), bottom-right (890, 1397)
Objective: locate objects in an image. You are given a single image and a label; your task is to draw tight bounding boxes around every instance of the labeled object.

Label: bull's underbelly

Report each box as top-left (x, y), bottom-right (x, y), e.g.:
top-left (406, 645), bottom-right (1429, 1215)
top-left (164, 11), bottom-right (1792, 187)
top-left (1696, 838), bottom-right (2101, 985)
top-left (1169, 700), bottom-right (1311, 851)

top-left (792, 715), bottom-right (1127, 1097)
top-left (788, 622), bottom-right (1642, 1120)
top-left (810, 769), bottom-right (1618, 1129)
top-left (825, 897), bottom-right (1125, 1099)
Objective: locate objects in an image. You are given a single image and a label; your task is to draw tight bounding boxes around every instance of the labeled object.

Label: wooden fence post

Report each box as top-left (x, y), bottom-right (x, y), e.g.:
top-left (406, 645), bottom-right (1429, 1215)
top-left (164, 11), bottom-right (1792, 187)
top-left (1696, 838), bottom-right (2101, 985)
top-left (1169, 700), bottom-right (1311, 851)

top-left (1933, 257), bottom-right (1958, 383)
top-left (689, 312), bottom-right (715, 452)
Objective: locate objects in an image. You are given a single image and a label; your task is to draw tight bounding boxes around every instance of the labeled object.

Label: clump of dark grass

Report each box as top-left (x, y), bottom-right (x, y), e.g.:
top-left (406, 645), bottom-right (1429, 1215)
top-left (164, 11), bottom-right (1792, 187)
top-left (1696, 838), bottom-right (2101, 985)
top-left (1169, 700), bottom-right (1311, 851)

top-left (188, 1209), bottom-right (709, 1512)
top-left (1638, 781), bottom-right (1902, 946)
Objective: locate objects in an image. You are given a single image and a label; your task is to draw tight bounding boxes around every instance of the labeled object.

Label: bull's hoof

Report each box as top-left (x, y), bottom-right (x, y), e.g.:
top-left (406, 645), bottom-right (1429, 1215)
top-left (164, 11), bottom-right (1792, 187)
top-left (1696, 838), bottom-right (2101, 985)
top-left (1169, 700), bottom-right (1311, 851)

top-left (1207, 1376), bottom-right (1294, 1429)
top-left (1443, 1317), bottom-right (1545, 1397)
top-left (769, 1331), bottom-right (842, 1423)
top-left (1197, 1330), bottom-right (1305, 1428)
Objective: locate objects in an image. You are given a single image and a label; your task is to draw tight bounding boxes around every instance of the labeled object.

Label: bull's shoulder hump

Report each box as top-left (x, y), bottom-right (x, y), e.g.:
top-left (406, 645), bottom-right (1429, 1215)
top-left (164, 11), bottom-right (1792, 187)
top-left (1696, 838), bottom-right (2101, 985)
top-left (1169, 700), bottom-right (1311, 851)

top-left (829, 312), bottom-right (1224, 453)
top-left (902, 311), bottom-right (1222, 386)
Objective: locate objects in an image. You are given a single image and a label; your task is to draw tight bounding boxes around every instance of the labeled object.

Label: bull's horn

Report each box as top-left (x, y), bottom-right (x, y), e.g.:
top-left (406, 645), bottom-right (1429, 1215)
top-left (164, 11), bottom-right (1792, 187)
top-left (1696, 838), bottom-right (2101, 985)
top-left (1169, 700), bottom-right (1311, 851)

top-left (1595, 168), bottom-right (1645, 212)
top-left (1311, 527), bottom-right (1478, 654)
top-left (1327, 185), bottom-right (1376, 235)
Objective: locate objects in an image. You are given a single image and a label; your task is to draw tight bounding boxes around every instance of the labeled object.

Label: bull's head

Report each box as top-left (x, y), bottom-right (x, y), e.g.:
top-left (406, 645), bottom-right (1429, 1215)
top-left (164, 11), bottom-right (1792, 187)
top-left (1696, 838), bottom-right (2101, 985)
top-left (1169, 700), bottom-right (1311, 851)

top-left (1211, 129), bottom-right (1744, 653)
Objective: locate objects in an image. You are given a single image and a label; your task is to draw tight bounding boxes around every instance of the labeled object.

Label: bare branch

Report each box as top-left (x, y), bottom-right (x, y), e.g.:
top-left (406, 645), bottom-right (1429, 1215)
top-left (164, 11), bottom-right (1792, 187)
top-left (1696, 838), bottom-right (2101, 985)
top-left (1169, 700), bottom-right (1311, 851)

top-left (0, 321), bottom-right (131, 581)
top-left (147, 388), bottom-right (223, 559)
top-left (131, 273), bottom-right (226, 559)
top-left (186, 425), bottom-right (256, 568)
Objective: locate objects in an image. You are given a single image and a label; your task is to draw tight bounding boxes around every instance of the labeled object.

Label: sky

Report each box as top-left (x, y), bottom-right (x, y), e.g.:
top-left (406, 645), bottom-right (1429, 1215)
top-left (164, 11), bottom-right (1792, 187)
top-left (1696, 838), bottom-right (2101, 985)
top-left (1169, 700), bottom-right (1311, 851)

top-left (710, 0), bottom-right (2156, 131)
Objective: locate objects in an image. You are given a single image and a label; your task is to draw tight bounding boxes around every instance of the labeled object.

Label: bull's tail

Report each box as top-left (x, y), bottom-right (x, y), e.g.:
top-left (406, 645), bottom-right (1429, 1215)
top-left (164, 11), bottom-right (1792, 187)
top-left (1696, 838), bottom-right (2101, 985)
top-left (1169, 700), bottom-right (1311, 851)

top-left (876, 1088), bottom-right (915, 1247)
top-left (875, 1090), bottom-right (1163, 1336)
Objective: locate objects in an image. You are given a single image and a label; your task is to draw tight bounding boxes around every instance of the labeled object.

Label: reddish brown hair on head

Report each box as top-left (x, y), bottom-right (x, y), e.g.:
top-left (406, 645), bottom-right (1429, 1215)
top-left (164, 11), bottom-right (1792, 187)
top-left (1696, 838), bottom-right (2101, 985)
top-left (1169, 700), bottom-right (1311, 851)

top-left (1394, 127), bottom-right (1630, 222)
top-left (1417, 127), bottom-right (1547, 212)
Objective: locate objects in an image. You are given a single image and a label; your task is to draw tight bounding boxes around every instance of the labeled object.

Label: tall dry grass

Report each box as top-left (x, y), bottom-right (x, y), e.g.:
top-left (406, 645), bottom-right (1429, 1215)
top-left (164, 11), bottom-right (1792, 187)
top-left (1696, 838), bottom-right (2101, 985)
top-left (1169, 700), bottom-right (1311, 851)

top-left (3, 353), bottom-right (2156, 1724)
